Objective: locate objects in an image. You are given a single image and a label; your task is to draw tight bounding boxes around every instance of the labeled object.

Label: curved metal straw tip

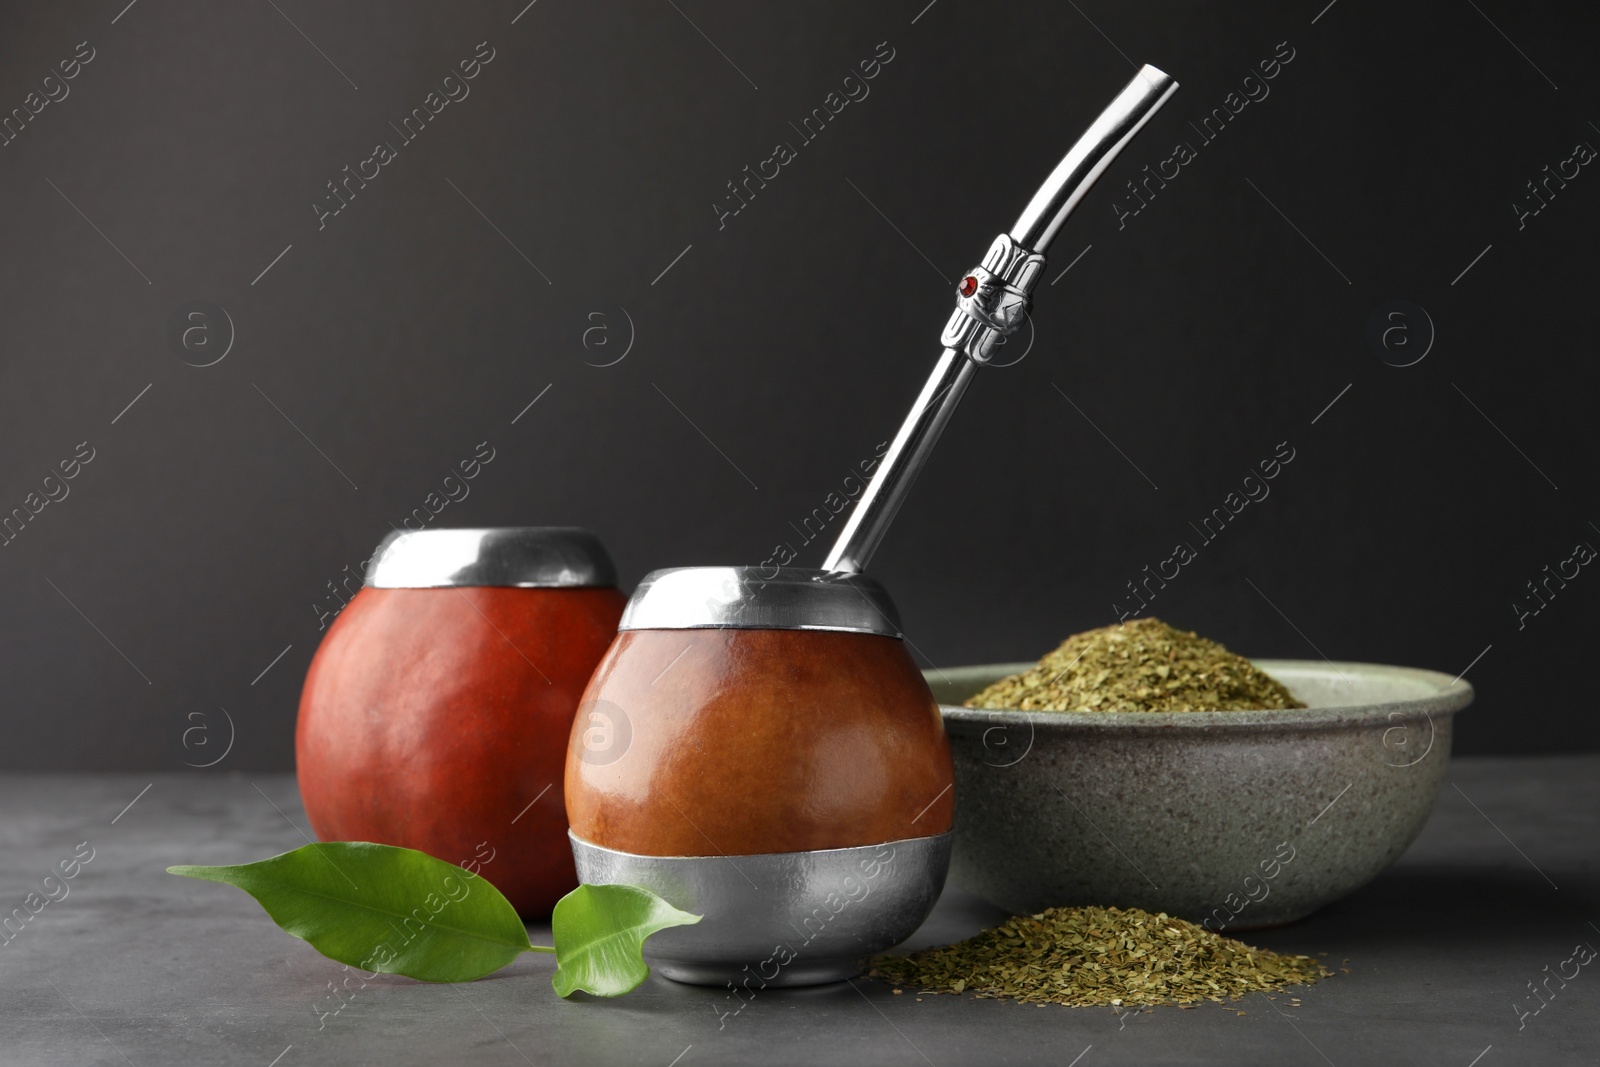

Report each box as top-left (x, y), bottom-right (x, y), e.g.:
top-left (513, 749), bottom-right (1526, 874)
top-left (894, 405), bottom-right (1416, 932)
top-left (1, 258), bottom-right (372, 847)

top-left (1010, 63), bottom-right (1180, 254)
top-left (1139, 63), bottom-right (1175, 87)
top-left (821, 64), bottom-right (1179, 576)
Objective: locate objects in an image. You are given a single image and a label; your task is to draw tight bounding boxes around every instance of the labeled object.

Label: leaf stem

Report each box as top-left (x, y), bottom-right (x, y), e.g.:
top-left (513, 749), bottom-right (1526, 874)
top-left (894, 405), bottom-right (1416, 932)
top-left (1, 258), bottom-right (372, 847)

top-left (527, 944), bottom-right (557, 954)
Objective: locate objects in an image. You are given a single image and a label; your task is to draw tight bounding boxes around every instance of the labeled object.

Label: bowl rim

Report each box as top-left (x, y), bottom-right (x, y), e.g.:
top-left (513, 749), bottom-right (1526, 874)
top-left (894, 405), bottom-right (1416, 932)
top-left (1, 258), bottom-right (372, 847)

top-left (934, 658), bottom-right (1473, 731)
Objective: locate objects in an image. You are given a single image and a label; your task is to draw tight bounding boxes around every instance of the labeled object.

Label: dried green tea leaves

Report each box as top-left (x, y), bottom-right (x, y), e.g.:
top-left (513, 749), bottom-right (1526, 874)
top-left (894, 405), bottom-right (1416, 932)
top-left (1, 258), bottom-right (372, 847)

top-left (964, 618), bottom-right (1304, 712)
top-left (872, 905), bottom-right (1329, 1007)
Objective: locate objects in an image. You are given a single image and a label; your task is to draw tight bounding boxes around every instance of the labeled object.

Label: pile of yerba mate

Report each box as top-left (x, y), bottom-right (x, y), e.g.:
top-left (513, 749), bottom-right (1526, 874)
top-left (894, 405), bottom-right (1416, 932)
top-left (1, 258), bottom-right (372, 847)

top-left (965, 618), bottom-right (1304, 713)
top-left (873, 905), bottom-right (1328, 1007)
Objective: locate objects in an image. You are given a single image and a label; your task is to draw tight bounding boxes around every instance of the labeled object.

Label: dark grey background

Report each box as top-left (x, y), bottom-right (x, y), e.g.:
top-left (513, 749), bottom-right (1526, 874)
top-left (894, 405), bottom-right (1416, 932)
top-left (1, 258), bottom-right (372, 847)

top-left (1, 0), bottom-right (1595, 771)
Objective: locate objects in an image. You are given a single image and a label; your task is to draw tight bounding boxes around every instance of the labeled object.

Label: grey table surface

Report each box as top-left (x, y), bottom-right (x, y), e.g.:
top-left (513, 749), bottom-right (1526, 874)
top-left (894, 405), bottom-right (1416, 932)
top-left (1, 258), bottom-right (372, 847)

top-left (2, 758), bottom-right (1597, 1067)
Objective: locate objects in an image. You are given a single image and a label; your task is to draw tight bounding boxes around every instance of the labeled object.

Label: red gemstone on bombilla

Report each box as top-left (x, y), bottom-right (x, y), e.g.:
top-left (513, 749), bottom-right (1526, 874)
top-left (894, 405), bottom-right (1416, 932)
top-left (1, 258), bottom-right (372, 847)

top-left (959, 276), bottom-right (978, 297)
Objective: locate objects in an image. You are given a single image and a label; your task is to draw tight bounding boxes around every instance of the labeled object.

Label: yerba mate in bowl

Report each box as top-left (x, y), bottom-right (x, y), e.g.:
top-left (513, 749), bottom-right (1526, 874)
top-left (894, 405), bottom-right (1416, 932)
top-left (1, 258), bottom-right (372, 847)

top-left (932, 656), bottom-right (1472, 926)
top-left (965, 618), bottom-right (1303, 713)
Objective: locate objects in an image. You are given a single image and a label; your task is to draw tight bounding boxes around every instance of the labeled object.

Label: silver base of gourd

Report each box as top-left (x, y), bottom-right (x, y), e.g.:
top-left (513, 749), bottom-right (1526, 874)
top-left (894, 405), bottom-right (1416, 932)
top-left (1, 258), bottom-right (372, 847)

top-left (569, 830), bottom-right (951, 988)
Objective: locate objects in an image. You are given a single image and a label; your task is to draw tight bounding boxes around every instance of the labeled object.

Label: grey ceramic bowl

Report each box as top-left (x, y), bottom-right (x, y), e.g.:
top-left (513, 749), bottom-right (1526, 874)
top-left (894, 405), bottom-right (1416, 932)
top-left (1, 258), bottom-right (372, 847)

top-left (929, 660), bottom-right (1472, 929)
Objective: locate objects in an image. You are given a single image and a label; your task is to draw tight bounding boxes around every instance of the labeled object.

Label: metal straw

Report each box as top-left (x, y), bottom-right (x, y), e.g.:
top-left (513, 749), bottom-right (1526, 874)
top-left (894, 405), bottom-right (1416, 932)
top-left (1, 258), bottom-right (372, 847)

top-left (823, 65), bottom-right (1178, 574)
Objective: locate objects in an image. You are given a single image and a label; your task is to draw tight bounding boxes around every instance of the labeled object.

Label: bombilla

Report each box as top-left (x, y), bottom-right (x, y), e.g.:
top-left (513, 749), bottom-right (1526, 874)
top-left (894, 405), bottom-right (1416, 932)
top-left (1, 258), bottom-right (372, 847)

top-left (822, 64), bottom-right (1177, 575)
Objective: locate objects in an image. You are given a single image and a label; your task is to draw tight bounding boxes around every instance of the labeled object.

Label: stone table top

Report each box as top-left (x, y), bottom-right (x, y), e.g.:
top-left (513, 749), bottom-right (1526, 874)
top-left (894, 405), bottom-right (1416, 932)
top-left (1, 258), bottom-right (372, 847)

top-left (3, 757), bottom-right (1597, 1066)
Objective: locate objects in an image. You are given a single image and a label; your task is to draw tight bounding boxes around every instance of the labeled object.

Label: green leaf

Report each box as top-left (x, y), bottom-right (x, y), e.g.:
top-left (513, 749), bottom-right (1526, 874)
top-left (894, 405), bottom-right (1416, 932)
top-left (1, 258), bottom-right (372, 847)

top-left (551, 883), bottom-right (702, 997)
top-left (169, 842), bottom-right (544, 983)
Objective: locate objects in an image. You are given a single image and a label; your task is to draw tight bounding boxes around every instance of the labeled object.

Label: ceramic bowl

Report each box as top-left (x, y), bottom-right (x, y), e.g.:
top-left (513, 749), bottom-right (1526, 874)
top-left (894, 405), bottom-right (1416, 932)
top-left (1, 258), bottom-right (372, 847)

top-left (929, 660), bottom-right (1472, 929)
